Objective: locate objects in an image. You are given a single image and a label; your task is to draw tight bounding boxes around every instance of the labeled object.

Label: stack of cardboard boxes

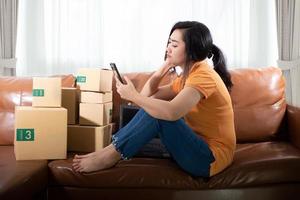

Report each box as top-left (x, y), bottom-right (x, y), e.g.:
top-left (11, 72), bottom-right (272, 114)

top-left (14, 68), bottom-right (114, 160)
top-left (67, 68), bottom-right (114, 153)
top-left (14, 77), bottom-right (67, 160)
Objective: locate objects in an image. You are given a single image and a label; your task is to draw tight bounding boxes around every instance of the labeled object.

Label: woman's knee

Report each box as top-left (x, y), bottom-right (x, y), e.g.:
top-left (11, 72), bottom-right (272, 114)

top-left (156, 118), bottom-right (185, 127)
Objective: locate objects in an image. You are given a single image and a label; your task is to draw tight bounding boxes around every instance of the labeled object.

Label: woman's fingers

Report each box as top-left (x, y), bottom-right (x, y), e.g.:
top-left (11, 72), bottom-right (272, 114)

top-left (123, 76), bottom-right (132, 85)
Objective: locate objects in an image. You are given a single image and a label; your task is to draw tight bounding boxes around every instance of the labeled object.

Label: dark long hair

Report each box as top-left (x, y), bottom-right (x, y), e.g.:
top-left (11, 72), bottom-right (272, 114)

top-left (165, 21), bottom-right (233, 91)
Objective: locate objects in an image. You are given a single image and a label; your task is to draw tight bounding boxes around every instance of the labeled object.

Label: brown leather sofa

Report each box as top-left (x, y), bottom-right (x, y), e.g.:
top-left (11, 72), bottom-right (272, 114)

top-left (1, 67), bottom-right (300, 200)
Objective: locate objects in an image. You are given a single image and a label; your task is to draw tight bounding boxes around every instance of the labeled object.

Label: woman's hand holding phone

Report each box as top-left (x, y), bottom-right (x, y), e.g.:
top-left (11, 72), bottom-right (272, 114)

top-left (110, 63), bottom-right (138, 102)
top-left (115, 75), bottom-right (139, 102)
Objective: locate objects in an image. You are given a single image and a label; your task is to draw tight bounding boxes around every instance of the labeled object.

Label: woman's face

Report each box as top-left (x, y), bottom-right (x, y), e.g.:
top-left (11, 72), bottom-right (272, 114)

top-left (166, 29), bottom-right (186, 67)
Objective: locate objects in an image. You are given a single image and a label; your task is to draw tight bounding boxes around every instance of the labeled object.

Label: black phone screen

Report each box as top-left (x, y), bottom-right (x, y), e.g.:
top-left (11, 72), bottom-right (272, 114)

top-left (110, 63), bottom-right (124, 84)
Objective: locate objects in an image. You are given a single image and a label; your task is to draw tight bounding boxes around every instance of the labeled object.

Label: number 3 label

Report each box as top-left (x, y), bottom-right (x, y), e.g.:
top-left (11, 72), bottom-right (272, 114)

top-left (16, 129), bottom-right (35, 141)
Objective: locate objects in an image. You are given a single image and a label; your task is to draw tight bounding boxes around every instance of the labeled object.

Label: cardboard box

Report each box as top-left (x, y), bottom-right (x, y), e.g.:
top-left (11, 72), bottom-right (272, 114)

top-left (76, 68), bottom-right (113, 92)
top-left (14, 106), bottom-right (67, 160)
top-left (67, 124), bottom-right (112, 152)
top-left (79, 102), bottom-right (112, 126)
top-left (80, 91), bottom-right (112, 104)
top-left (62, 87), bottom-right (79, 124)
top-left (32, 77), bottom-right (62, 107)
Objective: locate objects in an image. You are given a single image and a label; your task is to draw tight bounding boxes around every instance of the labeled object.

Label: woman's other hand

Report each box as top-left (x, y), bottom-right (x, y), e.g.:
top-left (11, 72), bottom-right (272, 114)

top-left (156, 59), bottom-right (176, 77)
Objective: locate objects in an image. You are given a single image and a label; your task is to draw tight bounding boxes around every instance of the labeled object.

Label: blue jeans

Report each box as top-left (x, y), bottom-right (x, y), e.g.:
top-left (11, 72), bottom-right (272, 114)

top-left (112, 109), bottom-right (215, 177)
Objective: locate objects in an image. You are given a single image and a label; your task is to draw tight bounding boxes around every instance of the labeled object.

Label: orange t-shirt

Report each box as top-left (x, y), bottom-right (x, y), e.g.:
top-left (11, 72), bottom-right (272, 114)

top-left (172, 61), bottom-right (236, 176)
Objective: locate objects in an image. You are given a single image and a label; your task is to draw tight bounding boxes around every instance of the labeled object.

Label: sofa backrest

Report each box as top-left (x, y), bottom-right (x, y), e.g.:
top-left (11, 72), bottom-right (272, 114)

top-left (112, 66), bottom-right (286, 143)
top-left (0, 67), bottom-right (286, 145)
top-left (230, 67), bottom-right (286, 142)
top-left (0, 75), bottom-right (75, 145)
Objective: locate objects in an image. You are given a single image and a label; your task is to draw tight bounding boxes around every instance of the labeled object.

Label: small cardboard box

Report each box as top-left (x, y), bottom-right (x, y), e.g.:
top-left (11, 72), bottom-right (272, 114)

top-left (67, 124), bottom-right (112, 152)
top-left (32, 77), bottom-right (62, 107)
top-left (14, 106), bottom-right (67, 160)
top-left (76, 68), bottom-right (113, 92)
top-left (62, 87), bottom-right (79, 124)
top-left (79, 102), bottom-right (113, 126)
top-left (80, 91), bottom-right (112, 104)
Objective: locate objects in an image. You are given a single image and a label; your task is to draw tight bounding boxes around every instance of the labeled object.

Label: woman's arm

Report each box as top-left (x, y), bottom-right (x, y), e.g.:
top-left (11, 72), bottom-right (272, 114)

top-left (117, 76), bottom-right (202, 121)
top-left (140, 61), bottom-right (173, 97)
top-left (135, 87), bottom-right (202, 121)
top-left (150, 84), bottom-right (176, 101)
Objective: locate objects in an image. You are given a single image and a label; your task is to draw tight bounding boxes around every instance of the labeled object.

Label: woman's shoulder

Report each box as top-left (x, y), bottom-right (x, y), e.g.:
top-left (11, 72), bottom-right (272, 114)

top-left (189, 60), bottom-right (215, 76)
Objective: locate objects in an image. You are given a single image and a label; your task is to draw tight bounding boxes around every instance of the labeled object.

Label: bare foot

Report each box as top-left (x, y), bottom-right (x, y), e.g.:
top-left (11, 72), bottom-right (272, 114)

top-left (74, 153), bottom-right (93, 159)
top-left (73, 145), bottom-right (107, 163)
top-left (72, 144), bottom-right (121, 173)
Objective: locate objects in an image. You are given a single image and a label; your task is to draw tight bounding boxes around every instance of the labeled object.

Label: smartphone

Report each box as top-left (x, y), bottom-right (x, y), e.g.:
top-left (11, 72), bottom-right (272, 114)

top-left (110, 63), bottom-right (124, 84)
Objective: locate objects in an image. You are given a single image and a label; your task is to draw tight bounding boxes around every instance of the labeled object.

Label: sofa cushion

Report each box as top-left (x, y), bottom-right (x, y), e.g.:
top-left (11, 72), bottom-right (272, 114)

top-left (48, 142), bottom-right (300, 189)
top-left (208, 141), bottom-right (300, 188)
top-left (47, 184), bottom-right (300, 200)
top-left (230, 67), bottom-right (286, 142)
top-left (0, 75), bottom-right (75, 145)
top-left (0, 146), bottom-right (48, 199)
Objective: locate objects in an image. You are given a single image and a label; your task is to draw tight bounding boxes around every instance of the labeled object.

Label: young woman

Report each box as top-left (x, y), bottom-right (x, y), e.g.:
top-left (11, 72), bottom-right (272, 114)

top-left (73, 21), bottom-right (236, 177)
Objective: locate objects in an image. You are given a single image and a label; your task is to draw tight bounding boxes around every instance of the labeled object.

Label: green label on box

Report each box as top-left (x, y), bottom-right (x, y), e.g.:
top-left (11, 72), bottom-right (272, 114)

top-left (16, 129), bottom-right (35, 141)
top-left (32, 89), bottom-right (44, 97)
top-left (76, 76), bottom-right (86, 83)
top-left (109, 109), bottom-right (112, 116)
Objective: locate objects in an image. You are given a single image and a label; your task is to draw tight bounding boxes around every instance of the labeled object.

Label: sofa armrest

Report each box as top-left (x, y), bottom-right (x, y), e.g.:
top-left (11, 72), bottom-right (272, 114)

top-left (287, 104), bottom-right (300, 149)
